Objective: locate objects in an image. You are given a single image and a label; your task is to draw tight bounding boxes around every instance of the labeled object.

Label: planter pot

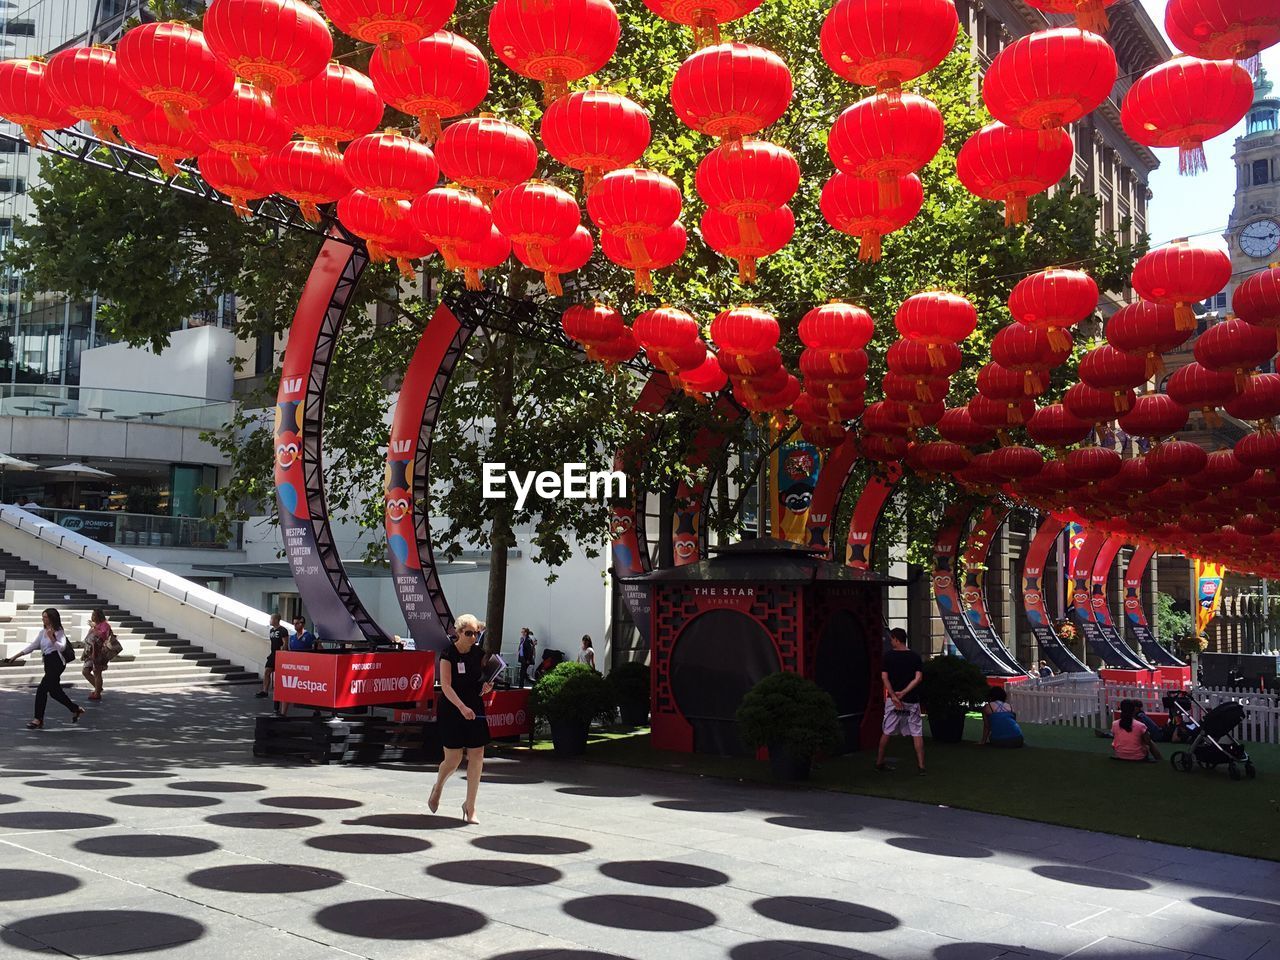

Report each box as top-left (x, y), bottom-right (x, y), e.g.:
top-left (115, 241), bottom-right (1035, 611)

top-left (767, 742), bottom-right (812, 781)
top-left (549, 718), bottom-right (589, 756)
top-left (618, 701), bottom-right (649, 727)
top-left (927, 708), bottom-right (966, 743)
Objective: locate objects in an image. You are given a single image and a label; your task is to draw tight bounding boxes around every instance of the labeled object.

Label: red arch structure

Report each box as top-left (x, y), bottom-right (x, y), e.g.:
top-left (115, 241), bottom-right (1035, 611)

top-left (959, 504), bottom-right (1026, 676)
top-left (1071, 530), bottom-right (1147, 668)
top-left (1122, 544), bottom-right (1185, 666)
top-left (802, 435), bottom-right (859, 555)
top-left (1089, 534), bottom-right (1128, 653)
top-left (844, 464), bottom-right (904, 569)
top-left (1020, 516), bottom-right (1090, 673)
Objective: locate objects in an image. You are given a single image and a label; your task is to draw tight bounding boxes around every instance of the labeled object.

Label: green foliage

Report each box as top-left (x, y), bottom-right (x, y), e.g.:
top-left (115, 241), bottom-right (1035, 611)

top-left (919, 655), bottom-right (989, 717)
top-left (529, 661), bottom-right (616, 725)
top-left (736, 671), bottom-right (842, 758)
top-left (1154, 592), bottom-right (1194, 646)
top-left (607, 659), bottom-right (650, 706)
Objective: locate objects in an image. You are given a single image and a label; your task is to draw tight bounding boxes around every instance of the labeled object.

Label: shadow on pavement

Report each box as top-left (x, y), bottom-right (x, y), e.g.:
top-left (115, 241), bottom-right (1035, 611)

top-left (305, 833), bottom-right (433, 855)
top-left (313, 898), bottom-right (487, 939)
top-left (75, 834), bottom-right (219, 858)
top-left (472, 835), bottom-right (592, 855)
top-left (0, 869), bottom-right (81, 900)
top-left (425, 858), bottom-right (563, 887)
top-left (597, 860), bottom-right (729, 888)
top-left (1030, 864), bottom-right (1152, 890)
top-left (186, 863), bottom-right (346, 893)
top-left (561, 894), bottom-right (716, 931)
top-left (752, 897), bottom-right (900, 933)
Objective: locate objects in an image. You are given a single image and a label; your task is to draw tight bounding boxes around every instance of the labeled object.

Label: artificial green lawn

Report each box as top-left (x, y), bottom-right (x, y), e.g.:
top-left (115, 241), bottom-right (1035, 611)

top-left (518, 719), bottom-right (1279, 861)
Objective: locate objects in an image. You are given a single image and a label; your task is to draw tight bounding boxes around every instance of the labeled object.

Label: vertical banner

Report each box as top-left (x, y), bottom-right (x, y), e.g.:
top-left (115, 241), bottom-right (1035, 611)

top-left (803, 434), bottom-right (858, 555)
top-left (1066, 522), bottom-right (1086, 603)
top-left (1123, 544), bottom-right (1183, 666)
top-left (1021, 517), bottom-right (1089, 673)
top-left (1195, 560), bottom-right (1227, 637)
top-left (772, 439), bottom-right (822, 543)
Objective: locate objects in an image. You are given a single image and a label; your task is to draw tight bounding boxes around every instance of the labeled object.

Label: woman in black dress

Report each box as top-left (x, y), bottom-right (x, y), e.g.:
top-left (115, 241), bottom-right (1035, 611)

top-left (429, 614), bottom-right (494, 823)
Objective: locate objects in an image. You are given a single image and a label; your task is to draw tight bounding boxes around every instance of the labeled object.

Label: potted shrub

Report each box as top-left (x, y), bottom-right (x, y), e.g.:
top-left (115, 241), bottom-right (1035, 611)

top-left (608, 660), bottom-right (650, 726)
top-left (919, 655), bottom-right (989, 743)
top-left (736, 672), bottom-right (841, 781)
top-left (530, 661), bottom-right (616, 756)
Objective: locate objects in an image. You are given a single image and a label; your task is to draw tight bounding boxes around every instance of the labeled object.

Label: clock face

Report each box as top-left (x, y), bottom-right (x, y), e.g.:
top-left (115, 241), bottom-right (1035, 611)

top-left (1241, 219), bottom-right (1280, 258)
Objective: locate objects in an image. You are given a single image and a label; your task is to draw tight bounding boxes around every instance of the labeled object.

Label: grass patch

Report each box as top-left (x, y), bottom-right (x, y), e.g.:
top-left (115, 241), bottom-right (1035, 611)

top-left (528, 719), bottom-right (1280, 862)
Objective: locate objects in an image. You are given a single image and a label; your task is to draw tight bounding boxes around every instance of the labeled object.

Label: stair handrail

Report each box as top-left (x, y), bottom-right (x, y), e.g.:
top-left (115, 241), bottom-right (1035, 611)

top-left (0, 505), bottom-right (271, 637)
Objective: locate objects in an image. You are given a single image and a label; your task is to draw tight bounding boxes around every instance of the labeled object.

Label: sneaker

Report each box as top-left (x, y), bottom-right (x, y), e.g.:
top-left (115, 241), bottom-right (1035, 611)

top-left (255, 691), bottom-right (268, 698)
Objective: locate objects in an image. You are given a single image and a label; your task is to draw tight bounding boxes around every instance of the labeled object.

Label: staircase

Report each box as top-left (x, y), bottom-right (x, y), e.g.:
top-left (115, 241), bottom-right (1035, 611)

top-left (0, 550), bottom-right (259, 691)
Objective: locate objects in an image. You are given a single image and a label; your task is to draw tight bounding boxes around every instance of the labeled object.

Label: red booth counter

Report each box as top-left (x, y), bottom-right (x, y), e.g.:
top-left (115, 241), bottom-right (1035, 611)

top-left (391, 687), bottom-right (532, 739)
top-left (275, 650), bottom-right (435, 710)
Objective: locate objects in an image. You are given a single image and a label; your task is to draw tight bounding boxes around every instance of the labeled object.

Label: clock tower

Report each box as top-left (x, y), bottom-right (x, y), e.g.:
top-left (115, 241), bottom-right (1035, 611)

top-left (1228, 68), bottom-right (1280, 305)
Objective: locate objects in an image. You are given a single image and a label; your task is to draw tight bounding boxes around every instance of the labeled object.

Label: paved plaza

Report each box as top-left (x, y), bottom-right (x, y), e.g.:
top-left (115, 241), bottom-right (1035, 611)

top-left (0, 686), bottom-right (1276, 960)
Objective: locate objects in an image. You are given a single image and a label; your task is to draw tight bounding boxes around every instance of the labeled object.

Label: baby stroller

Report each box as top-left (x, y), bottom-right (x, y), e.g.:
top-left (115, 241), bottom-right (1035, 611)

top-left (1166, 693), bottom-right (1256, 781)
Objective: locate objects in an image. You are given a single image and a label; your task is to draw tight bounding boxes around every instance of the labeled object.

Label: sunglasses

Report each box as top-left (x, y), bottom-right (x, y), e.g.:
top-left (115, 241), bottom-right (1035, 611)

top-left (460, 629), bottom-right (478, 636)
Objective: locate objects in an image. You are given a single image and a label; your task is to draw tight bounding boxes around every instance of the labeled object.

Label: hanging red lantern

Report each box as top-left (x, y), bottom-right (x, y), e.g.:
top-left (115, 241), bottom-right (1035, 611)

top-left (820, 0), bottom-right (958, 97)
top-left (634, 306), bottom-right (699, 355)
top-left (937, 405), bottom-right (998, 445)
top-left (800, 350), bottom-right (868, 383)
top-left (0, 59), bottom-right (75, 147)
top-left (710, 305), bottom-right (780, 360)
top-left (199, 149), bottom-right (271, 217)
top-left (886, 339), bottom-right (962, 378)
top-left (988, 445), bottom-right (1044, 481)
top-left (436, 116), bottom-right (537, 204)
top-left (1166, 361), bottom-right (1240, 423)
top-left (600, 221), bottom-right (688, 293)
top-left (203, 0), bottom-right (332, 96)
top-left (955, 455), bottom-right (1002, 489)
top-left (642, 0), bottom-right (764, 47)
top-left (862, 401), bottom-right (912, 436)
top-left (970, 393), bottom-right (1035, 427)
top-left (719, 347), bottom-right (781, 378)
top-left (119, 108), bottom-right (208, 175)
top-left (381, 214), bottom-right (436, 280)
top-left (191, 81), bottom-right (293, 176)
top-left (1165, 0), bottom-right (1280, 72)
top-left (799, 302), bottom-right (874, 352)
top-left (1027, 403), bottom-right (1093, 448)
top-left (1023, 0), bottom-right (1118, 34)
top-left (1111, 456), bottom-right (1161, 496)
top-left (1117, 393), bottom-right (1189, 438)
top-left (1235, 513), bottom-right (1277, 537)
top-left (488, 0), bottom-right (621, 104)
top-left (562, 302), bottom-right (626, 345)
top-left (1132, 240), bottom-right (1232, 332)
top-left (320, 0), bottom-right (456, 55)
top-left (653, 340), bottom-right (710, 377)
top-left (956, 122), bottom-right (1073, 226)
top-left (982, 28), bottom-right (1116, 143)
top-left (513, 224), bottom-right (594, 296)
top-left (263, 140), bottom-right (351, 222)
top-left (820, 171), bottom-right (923, 262)
top-left (863, 433), bottom-right (910, 462)
top-left (701, 206), bottom-right (794, 284)
top-left (337, 189), bottom-right (409, 258)
top-left (491, 180), bottom-right (580, 263)
top-left (541, 90), bottom-right (650, 193)
top-left (451, 224), bottom-right (510, 290)
top-left (369, 32), bottom-right (489, 143)
top-left (1234, 264), bottom-right (1280, 345)
top-left (588, 168), bottom-right (682, 257)
top-left (802, 422), bottom-right (848, 448)
top-left (978, 362), bottom-right (1041, 403)
top-left (1194, 316), bottom-right (1278, 389)
top-left (1147, 439), bottom-right (1209, 480)
top-left (908, 441), bottom-right (971, 474)
top-left (116, 22), bottom-right (234, 129)
top-left (1104, 300), bottom-right (1189, 377)
top-left (1008, 266), bottom-right (1098, 352)
top-left (1121, 57), bottom-right (1252, 175)
top-left (696, 139), bottom-right (799, 236)
top-left (1224, 372), bottom-right (1280, 425)
top-left (670, 42), bottom-right (792, 140)
top-left (895, 290), bottom-right (978, 346)
top-left (343, 130), bottom-right (439, 207)
top-left (991, 324), bottom-right (1071, 395)
top-left (827, 93), bottom-right (943, 207)
top-left (1078, 345), bottom-right (1148, 412)
top-left (1064, 381), bottom-right (1131, 423)
top-left (273, 63), bottom-right (384, 147)
top-left (46, 46), bottom-right (151, 143)
top-left (1201, 448), bottom-right (1253, 488)
top-left (410, 185), bottom-right (493, 269)
top-left (589, 329), bottom-right (639, 367)
top-left (884, 373), bottom-right (947, 405)
top-left (1066, 446), bottom-right (1122, 482)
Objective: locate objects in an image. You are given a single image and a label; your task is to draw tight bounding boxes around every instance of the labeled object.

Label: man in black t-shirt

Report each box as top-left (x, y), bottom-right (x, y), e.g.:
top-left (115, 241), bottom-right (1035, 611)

top-left (876, 628), bottom-right (926, 775)
top-left (257, 613), bottom-right (289, 705)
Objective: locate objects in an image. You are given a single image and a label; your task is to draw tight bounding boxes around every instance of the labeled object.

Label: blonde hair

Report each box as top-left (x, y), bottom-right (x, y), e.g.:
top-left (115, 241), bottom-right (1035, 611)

top-left (454, 614), bottom-right (481, 633)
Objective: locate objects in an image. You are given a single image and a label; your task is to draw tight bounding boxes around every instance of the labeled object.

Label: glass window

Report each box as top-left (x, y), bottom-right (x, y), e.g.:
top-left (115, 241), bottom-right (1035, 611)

top-left (1254, 159), bottom-right (1271, 186)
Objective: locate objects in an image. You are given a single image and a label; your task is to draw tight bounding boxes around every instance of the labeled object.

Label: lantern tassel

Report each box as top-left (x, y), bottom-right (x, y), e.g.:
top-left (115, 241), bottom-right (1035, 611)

top-left (299, 201), bottom-right (321, 224)
top-left (1235, 370), bottom-right (1250, 393)
top-left (1179, 141), bottom-right (1208, 176)
top-left (440, 244), bottom-right (459, 271)
top-left (736, 213), bottom-right (762, 247)
top-left (633, 267), bottom-right (654, 294)
top-left (89, 120), bottom-right (120, 144)
top-left (1038, 122), bottom-right (1062, 150)
top-left (417, 111), bottom-right (443, 144)
top-left (1145, 352), bottom-right (1165, 380)
top-left (377, 37), bottom-right (411, 73)
top-left (926, 342), bottom-right (944, 369)
top-left (874, 73), bottom-right (903, 104)
top-left (1004, 193), bottom-right (1028, 227)
top-left (1174, 301), bottom-right (1196, 332)
top-left (542, 72), bottom-right (569, 107)
top-left (20, 124), bottom-right (45, 148)
top-left (230, 152), bottom-right (256, 179)
top-left (692, 14), bottom-right (721, 48)
top-left (158, 155), bottom-right (179, 177)
top-left (582, 167), bottom-right (602, 195)
top-left (1024, 371), bottom-right (1042, 395)
top-left (858, 231), bottom-right (882, 262)
top-left (397, 257), bottom-right (417, 281)
top-left (465, 267), bottom-right (483, 291)
top-left (626, 233), bottom-right (650, 264)
top-left (831, 352), bottom-right (847, 375)
top-left (916, 382), bottom-right (932, 403)
top-left (366, 240), bottom-right (387, 263)
top-left (543, 270), bottom-right (563, 296)
top-left (1047, 327), bottom-right (1070, 352)
top-left (231, 196), bottom-right (251, 219)
top-left (736, 257), bottom-right (757, 285)
top-left (877, 173), bottom-right (900, 208)
top-left (1074, 0), bottom-right (1110, 33)
top-left (997, 430), bottom-right (1011, 446)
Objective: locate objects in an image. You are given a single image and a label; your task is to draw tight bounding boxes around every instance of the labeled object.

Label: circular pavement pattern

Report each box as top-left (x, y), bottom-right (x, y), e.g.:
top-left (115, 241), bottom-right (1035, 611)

top-left (306, 834), bottom-right (433, 855)
top-left (76, 835), bottom-right (220, 858)
top-left (0, 869), bottom-right (81, 901)
top-left (314, 899), bottom-right (487, 940)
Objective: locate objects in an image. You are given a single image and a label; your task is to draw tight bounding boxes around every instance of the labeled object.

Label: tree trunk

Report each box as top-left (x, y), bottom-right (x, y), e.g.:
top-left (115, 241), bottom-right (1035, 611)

top-left (482, 337), bottom-right (516, 655)
top-left (657, 486), bottom-right (674, 568)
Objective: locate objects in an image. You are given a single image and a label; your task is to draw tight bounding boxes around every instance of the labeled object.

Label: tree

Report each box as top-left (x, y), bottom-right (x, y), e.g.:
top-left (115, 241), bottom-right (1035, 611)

top-left (1154, 591), bottom-right (1195, 648)
top-left (3, 0), bottom-right (1143, 648)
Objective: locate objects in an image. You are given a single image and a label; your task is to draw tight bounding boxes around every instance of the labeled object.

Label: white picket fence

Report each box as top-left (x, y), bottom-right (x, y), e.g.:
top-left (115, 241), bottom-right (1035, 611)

top-left (1007, 677), bottom-right (1280, 744)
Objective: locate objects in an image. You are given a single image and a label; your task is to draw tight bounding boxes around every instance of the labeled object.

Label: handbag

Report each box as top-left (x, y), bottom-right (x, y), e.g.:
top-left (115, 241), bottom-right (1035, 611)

top-left (104, 629), bottom-right (123, 661)
top-left (60, 637), bottom-right (76, 664)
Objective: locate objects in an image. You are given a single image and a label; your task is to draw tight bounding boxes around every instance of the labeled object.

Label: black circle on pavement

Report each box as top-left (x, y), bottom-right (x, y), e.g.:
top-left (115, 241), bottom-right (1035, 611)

top-left (306, 834), bottom-right (433, 855)
top-left (1189, 896), bottom-right (1280, 921)
top-left (1031, 865), bottom-right (1151, 891)
top-left (731, 941), bottom-right (880, 960)
top-left (110, 794), bottom-right (222, 809)
top-left (186, 863), bottom-right (345, 894)
top-left (426, 859), bottom-right (563, 887)
top-left (562, 894), bottom-right (716, 932)
top-left (1, 910), bottom-right (204, 954)
top-left (652, 799), bottom-right (745, 813)
top-left (260, 796), bottom-right (363, 810)
top-left (598, 860), bottom-right (729, 889)
top-left (204, 812), bottom-right (321, 830)
top-left (752, 897), bottom-right (900, 932)
top-left (341, 814), bottom-right (462, 831)
top-left (471, 835), bottom-right (591, 856)
top-left (170, 781), bottom-right (265, 793)
top-left (0, 812), bottom-right (115, 831)
top-left (765, 816), bottom-right (861, 833)
top-left (26, 778), bottom-right (131, 791)
top-left (314, 899), bottom-right (487, 940)
top-left (885, 836), bottom-right (993, 859)
top-left (557, 786), bottom-right (642, 798)
top-left (0, 794), bottom-right (18, 805)
top-left (76, 835), bottom-right (220, 858)
top-left (491, 953), bottom-right (636, 960)
top-left (0, 869), bottom-right (81, 901)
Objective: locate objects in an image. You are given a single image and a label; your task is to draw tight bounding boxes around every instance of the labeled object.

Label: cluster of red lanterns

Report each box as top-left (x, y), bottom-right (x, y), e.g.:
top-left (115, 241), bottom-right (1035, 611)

top-left (794, 302), bottom-right (873, 447)
top-left (710, 306), bottom-right (801, 419)
top-left (560, 302), bottom-right (637, 367)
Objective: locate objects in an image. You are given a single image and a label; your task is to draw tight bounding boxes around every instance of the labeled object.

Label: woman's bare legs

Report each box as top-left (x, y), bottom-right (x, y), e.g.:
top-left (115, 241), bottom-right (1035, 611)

top-left (429, 747), bottom-right (463, 813)
top-left (462, 746), bottom-right (484, 823)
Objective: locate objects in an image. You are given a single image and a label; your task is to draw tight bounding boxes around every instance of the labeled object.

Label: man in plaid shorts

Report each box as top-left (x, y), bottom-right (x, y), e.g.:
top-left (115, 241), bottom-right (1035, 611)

top-left (876, 628), bottom-right (926, 775)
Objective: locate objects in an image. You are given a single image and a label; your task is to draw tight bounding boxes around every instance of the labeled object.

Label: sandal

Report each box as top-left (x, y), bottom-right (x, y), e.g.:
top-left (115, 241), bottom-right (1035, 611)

top-left (88, 692), bottom-right (101, 701)
top-left (25, 719), bottom-right (42, 729)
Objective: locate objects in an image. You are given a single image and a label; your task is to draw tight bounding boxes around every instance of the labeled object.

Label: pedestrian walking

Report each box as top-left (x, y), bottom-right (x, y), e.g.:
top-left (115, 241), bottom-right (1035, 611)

top-left (257, 613), bottom-right (288, 702)
top-left (429, 614), bottom-right (494, 824)
top-left (517, 627), bottom-right (536, 688)
top-left (876, 628), bottom-right (926, 775)
top-left (80, 608), bottom-right (116, 701)
top-left (576, 635), bottom-right (596, 670)
top-left (1, 608), bottom-right (85, 729)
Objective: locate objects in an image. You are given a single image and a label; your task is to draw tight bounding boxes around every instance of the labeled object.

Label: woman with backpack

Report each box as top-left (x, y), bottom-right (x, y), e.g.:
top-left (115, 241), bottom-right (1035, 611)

top-left (81, 608), bottom-right (117, 701)
top-left (0, 608), bottom-right (85, 728)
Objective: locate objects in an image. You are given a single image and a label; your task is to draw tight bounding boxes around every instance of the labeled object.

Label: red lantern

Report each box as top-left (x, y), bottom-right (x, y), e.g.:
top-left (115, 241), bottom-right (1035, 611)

top-left (199, 149), bottom-right (271, 217)
top-left (820, 171), bottom-right (923, 261)
top-left (491, 181), bottom-right (579, 263)
top-left (653, 340), bottom-right (709, 376)
top-left (827, 93), bottom-right (944, 207)
top-left (1132, 240), bottom-right (1233, 332)
top-left (1224, 372), bottom-right (1280, 424)
top-left (587, 168), bottom-right (682, 256)
top-left (1117, 394), bottom-right (1189, 438)
top-left (1194, 317), bottom-right (1278, 389)
top-left (696, 139), bottom-right (800, 233)
top-left (320, 0), bottom-right (456, 53)
top-left (410, 185), bottom-right (493, 269)
top-left (191, 81), bottom-right (293, 176)
top-left (800, 350), bottom-right (868, 383)
top-left (513, 224), bottom-right (594, 296)
top-left (119, 108), bottom-right (208, 175)
top-left (1233, 264), bottom-right (1280, 345)
top-left (937, 405), bottom-right (998, 445)
top-left (1104, 300), bottom-right (1189, 377)
top-left (264, 140), bottom-right (352, 222)
top-left (1065, 446), bottom-right (1122, 482)
top-left (1078, 345), bottom-right (1148, 411)
top-left (1166, 361), bottom-right (1239, 422)
top-left (600, 222), bottom-right (688, 293)
top-left (1064, 381), bottom-right (1131, 423)
top-left (884, 373), bottom-right (947, 405)
top-left (1110, 456), bottom-right (1161, 496)
top-left (204, 0), bottom-right (332, 95)
top-left (820, 0), bottom-right (958, 96)
top-left (862, 400), bottom-right (912, 436)
top-left (337, 189), bottom-right (409, 258)
top-left (1121, 57), bottom-right (1252, 175)
top-left (1008, 266), bottom-right (1098, 352)
top-left (909, 441), bottom-right (971, 474)
top-left (1027, 403), bottom-right (1093, 448)
top-left (719, 347), bottom-right (780, 379)
top-left (343, 130), bottom-right (439, 206)
top-left (955, 456), bottom-right (1002, 488)
top-left (956, 122), bottom-right (1073, 226)
top-left (273, 63), bottom-right (384, 147)
top-left (1023, 0), bottom-right (1118, 34)
top-left (887, 339), bottom-right (962, 377)
top-left (803, 423), bottom-right (848, 448)
top-left (0, 59), bottom-right (75, 147)
top-left (46, 46), bottom-right (151, 143)
top-left (670, 42), bottom-right (792, 140)
top-left (436, 116), bottom-right (537, 204)
top-left (863, 433), bottom-right (910, 462)
top-left (541, 90), bottom-right (650, 192)
top-left (589, 329), bottom-right (639, 367)
top-left (982, 28), bottom-right (1116, 141)
top-left (978, 362), bottom-right (1039, 401)
top-left (894, 290), bottom-right (978, 345)
top-left (116, 22), bottom-right (234, 129)
top-left (643, 0), bottom-right (764, 47)
top-left (634, 306), bottom-right (699, 354)
top-left (562, 302), bottom-right (625, 345)
top-left (1201, 448), bottom-right (1253, 488)
top-left (799, 302), bottom-right (874, 352)
top-left (970, 393), bottom-right (1035, 427)
top-left (988, 445), bottom-right (1044, 481)
top-left (701, 206), bottom-right (793, 284)
top-left (1165, 0), bottom-right (1280, 69)
top-left (488, 0), bottom-right (621, 104)
top-left (991, 324), bottom-right (1071, 394)
top-left (711, 305), bottom-right (780, 359)
top-left (1147, 439), bottom-right (1209, 480)
top-left (369, 32), bottom-right (489, 143)
top-left (452, 224), bottom-right (510, 290)
top-left (381, 215), bottom-right (436, 279)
